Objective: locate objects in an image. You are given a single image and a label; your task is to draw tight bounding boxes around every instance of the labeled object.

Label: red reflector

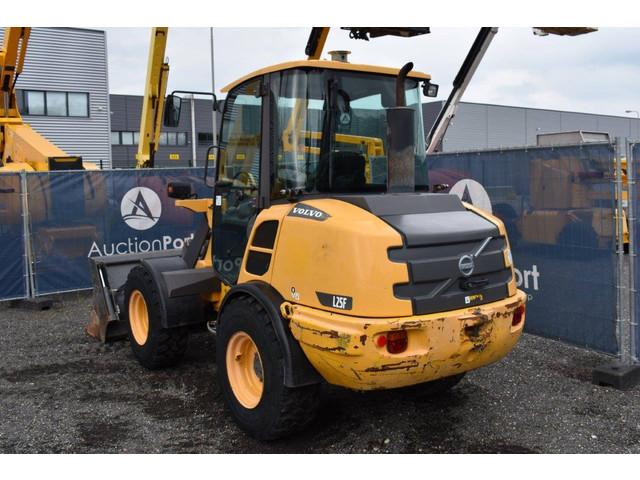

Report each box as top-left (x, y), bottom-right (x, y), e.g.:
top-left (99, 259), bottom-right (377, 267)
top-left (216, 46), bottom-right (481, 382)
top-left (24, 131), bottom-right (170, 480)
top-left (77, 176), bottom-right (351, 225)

top-left (512, 305), bottom-right (525, 327)
top-left (386, 331), bottom-right (408, 354)
top-left (376, 335), bottom-right (387, 348)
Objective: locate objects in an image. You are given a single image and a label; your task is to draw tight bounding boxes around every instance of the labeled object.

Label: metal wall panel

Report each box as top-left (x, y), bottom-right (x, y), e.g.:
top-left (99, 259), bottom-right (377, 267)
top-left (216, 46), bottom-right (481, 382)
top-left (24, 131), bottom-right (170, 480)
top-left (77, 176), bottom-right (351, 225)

top-left (487, 105), bottom-right (526, 149)
top-left (0, 28), bottom-right (112, 168)
top-left (442, 103), bottom-right (488, 151)
top-left (423, 101), bottom-right (640, 152)
top-left (559, 112), bottom-right (598, 132)
top-left (525, 109), bottom-right (562, 145)
top-left (596, 116), bottom-right (634, 140)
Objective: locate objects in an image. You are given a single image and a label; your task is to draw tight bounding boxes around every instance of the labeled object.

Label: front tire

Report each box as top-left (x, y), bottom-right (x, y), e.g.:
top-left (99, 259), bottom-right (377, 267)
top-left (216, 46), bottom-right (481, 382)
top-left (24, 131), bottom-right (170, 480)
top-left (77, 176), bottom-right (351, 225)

top-left (124, 265), bottom-right (188, 369)
top-left (216, 296), bottom-right (320, 440)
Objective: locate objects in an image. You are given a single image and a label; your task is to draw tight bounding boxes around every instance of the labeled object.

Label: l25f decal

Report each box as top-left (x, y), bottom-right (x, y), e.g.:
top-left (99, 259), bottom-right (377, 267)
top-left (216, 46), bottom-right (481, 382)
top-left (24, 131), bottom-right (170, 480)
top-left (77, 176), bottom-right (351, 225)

top-left (316, 292), bottom-right (353, 311)
top-left (288, 203), bottom-right (330, 221)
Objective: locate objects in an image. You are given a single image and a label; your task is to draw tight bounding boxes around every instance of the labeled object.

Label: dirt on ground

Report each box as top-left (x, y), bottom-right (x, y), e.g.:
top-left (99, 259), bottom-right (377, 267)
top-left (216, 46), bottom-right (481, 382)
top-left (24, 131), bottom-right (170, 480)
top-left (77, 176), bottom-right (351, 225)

top-left (1, 291), bottom-right (639, 454)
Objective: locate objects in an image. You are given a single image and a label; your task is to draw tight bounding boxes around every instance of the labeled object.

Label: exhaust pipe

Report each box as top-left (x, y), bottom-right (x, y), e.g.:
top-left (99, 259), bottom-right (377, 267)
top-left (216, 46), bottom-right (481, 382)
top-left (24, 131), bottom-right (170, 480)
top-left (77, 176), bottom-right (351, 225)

top-left (387, 62), bottom-right (416, 193)
top-left (395, 62), bottom-right (413, 107)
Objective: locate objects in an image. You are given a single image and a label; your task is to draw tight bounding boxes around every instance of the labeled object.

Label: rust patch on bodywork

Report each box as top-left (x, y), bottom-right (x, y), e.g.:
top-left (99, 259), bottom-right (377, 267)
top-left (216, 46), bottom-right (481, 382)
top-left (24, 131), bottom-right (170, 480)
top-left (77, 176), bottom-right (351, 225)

top-left (399, 320), bottom-right (425, 330)
top-left (309, 344), bottom-right (347, 353)
top-left (292, 321), bottom-right (344, 339)
top-left (363, 359), bottom-right (419, 372)
top-left (461, 312), bottom-right (493, 353)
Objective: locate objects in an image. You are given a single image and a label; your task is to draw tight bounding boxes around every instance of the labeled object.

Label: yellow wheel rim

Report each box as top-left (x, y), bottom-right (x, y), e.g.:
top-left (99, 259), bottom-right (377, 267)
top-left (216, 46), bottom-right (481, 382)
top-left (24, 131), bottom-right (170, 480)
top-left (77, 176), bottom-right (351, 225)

top-left (226, 331), bottom-right (264, 409)
top-left (129, 290), bottom-right (149, 346)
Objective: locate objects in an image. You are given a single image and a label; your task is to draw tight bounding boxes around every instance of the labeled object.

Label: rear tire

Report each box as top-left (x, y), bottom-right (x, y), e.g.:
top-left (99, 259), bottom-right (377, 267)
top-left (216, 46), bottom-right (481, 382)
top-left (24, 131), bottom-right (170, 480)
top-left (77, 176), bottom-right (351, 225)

top-left (216, 295), bottom-right (320, 440)
top-left (124, 265), bottom-right (188, 369)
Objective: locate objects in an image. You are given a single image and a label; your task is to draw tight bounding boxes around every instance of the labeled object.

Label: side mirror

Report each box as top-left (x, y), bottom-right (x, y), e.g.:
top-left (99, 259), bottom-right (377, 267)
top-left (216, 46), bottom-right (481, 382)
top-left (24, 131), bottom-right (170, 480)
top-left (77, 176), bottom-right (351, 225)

top-left (163, 94), bottom-right (182, 128)
top-left (423, 81), bottom-right (439, 98)
top-left (204, 145), bottom-right (219, 188)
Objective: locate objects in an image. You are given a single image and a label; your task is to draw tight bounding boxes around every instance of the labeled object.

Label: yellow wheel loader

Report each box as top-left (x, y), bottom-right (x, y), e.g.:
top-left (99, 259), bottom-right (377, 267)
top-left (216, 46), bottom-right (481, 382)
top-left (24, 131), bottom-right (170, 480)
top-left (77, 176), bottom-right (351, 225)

top-left (90, 28), bottom-right (527, 440)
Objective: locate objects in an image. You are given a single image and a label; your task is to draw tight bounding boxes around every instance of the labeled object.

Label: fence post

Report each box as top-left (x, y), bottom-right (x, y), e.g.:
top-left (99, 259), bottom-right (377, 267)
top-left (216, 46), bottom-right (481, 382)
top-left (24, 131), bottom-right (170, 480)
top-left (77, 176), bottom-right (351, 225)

top-left (628, 141), bottom-right (638, 361)
top-left (592, 138), bottom-right (640, 388)
top-left (19, 171), bottom-right (35, 298)
top-left (616, 138), bottom-right (630, 364)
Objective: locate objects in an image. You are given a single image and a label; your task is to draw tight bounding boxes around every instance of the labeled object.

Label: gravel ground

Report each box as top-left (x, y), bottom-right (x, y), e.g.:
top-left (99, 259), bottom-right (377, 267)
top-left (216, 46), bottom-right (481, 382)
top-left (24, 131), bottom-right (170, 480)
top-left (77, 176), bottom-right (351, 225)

top-left (1, 291), bottom-right (639, 454)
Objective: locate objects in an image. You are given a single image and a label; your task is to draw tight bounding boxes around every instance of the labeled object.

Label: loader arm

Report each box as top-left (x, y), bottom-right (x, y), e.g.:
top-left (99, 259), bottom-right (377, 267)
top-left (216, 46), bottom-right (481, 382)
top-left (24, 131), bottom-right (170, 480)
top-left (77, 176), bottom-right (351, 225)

top-left (136, 27), bottom-right (170, 168)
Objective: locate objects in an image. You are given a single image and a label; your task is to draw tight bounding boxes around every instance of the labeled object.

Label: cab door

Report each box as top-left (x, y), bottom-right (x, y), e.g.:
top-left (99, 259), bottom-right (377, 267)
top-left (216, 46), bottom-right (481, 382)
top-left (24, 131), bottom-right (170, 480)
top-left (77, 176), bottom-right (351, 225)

top-left (213, 77), bottom-right (264, 284)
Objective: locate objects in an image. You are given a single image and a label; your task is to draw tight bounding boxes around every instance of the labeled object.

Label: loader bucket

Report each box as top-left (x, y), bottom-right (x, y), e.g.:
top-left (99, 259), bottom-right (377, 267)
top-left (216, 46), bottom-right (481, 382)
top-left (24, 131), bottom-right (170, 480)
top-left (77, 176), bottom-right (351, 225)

top-left (86, 249), bottom-right (182, 342)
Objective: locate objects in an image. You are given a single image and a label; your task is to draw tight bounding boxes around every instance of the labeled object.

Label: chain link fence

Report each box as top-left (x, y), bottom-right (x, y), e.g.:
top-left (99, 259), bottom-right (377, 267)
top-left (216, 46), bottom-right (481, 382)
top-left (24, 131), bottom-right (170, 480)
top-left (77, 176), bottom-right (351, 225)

top-left (428, 142), bottom-right (619, 353)
top-left (1, 148), bottom-right (637, 360)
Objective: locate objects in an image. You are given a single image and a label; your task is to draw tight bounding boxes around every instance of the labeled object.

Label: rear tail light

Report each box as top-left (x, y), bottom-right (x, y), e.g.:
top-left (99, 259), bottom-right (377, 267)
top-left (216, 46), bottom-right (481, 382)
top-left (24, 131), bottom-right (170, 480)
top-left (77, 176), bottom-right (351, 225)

top-left (512, 305), bottom-right (525, 327)
top-left (386, 331), bottom-right (408, 354)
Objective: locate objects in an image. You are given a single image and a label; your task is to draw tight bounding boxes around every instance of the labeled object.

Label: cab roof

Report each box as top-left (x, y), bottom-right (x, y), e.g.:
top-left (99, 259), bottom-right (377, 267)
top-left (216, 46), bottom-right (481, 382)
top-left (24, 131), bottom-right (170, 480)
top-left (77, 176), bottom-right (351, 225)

top-left (221, 59), bottom-right (431, 93)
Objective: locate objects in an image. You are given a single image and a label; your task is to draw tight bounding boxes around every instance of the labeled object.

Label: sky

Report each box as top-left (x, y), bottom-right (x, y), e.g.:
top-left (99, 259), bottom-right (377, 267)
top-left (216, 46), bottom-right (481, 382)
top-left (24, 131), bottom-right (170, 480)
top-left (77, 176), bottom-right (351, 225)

top-left (105, 27), bottom-right (640, 118)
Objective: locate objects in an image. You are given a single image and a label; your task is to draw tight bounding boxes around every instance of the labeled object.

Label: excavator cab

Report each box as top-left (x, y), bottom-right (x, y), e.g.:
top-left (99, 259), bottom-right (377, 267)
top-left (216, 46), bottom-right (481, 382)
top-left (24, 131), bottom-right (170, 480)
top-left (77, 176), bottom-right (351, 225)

top-left (209, 61), bottom-right (435, 283)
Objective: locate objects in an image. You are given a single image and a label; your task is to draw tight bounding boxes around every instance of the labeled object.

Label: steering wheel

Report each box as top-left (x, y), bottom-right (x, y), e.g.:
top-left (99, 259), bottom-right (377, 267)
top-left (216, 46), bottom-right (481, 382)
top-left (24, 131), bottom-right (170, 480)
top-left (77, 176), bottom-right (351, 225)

top-left (232, 170), bottom-right (258, 190)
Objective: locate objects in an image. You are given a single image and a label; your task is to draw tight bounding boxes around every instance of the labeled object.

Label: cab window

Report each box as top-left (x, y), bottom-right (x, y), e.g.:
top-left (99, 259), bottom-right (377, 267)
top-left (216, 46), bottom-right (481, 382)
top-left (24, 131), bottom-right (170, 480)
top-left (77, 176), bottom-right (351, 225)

top-left (213, 78), bottom-right (262, 283)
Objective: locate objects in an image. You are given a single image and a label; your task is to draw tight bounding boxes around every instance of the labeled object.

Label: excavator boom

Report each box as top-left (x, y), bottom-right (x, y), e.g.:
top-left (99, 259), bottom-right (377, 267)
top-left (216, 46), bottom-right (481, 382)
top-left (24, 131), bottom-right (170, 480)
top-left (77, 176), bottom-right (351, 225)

top-left (136, 27), bottom-right (170, 168)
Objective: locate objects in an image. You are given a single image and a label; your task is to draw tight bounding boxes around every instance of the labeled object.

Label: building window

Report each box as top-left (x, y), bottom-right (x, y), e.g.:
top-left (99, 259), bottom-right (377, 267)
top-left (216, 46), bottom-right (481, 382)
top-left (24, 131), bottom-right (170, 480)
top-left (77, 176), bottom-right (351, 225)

top-left (110, 130), bottom-right (188, 146)
top-left (46, 92), bottom-right (67, 116)
top-left (68, 92), bottom-right (89, 117)
top-left (120, 132), bottom-right (134, 145)
top-left (25, 91), bottom-right (45, 115)
top-left (198, 132), bottom-right (213, 146)
top-left (20, 90), bottom-right (89, 117)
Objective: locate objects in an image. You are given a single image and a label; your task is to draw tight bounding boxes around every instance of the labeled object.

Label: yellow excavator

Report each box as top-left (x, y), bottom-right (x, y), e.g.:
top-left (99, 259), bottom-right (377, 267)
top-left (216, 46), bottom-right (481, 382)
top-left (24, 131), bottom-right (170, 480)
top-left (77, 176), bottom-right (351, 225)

top-left (0, 27), bottom-right (101, 260)
top-left (89, 26), bottom-right (530, 439)
top-left (0, 27), bottom-right (96, 172)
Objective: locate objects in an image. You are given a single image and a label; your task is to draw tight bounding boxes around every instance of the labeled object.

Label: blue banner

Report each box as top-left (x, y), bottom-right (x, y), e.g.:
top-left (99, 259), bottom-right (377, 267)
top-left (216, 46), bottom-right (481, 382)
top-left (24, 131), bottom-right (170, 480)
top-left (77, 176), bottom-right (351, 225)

top-left (633, 143), bottom-right (640, 360)
top-left (428, 143), bottom-right (618, 354)
top-left (0, 173), bottom-right (27, 301)
top-left (26, 168), bottom-right (209, 295)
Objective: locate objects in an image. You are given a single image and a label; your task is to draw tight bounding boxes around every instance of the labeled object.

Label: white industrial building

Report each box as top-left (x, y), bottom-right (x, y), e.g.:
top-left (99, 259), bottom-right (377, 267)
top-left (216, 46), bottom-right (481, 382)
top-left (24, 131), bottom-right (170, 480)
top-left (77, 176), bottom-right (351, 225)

top-left (423, 101), bottom-right (640, 152)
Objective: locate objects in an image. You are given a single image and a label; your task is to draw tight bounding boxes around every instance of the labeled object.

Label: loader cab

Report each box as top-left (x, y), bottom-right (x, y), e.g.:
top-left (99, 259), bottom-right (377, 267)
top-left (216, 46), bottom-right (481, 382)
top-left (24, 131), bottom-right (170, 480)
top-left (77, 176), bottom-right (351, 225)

top-left (211, 61), bottom-right (433, 284)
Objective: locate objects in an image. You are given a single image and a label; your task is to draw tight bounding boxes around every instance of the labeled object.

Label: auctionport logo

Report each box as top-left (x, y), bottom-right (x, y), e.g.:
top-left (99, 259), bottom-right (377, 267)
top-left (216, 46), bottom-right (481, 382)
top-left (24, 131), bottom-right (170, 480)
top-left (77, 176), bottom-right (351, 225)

top-left (121, 187), bottom-right (161, 231)
top-left (87, 186), bottom-right (193, 258)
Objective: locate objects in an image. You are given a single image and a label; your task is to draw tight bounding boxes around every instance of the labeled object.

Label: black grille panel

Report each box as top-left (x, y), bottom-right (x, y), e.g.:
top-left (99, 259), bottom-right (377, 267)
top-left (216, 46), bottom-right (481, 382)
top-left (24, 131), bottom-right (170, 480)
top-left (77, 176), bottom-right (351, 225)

top-left (389, 236), bottom-right (512, 315)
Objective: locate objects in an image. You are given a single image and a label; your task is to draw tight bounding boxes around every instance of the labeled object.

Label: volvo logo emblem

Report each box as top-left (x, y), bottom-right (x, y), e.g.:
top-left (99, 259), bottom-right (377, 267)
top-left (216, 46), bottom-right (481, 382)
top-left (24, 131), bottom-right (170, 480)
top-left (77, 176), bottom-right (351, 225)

top-left (458, 254), bottom-right (475, 277)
